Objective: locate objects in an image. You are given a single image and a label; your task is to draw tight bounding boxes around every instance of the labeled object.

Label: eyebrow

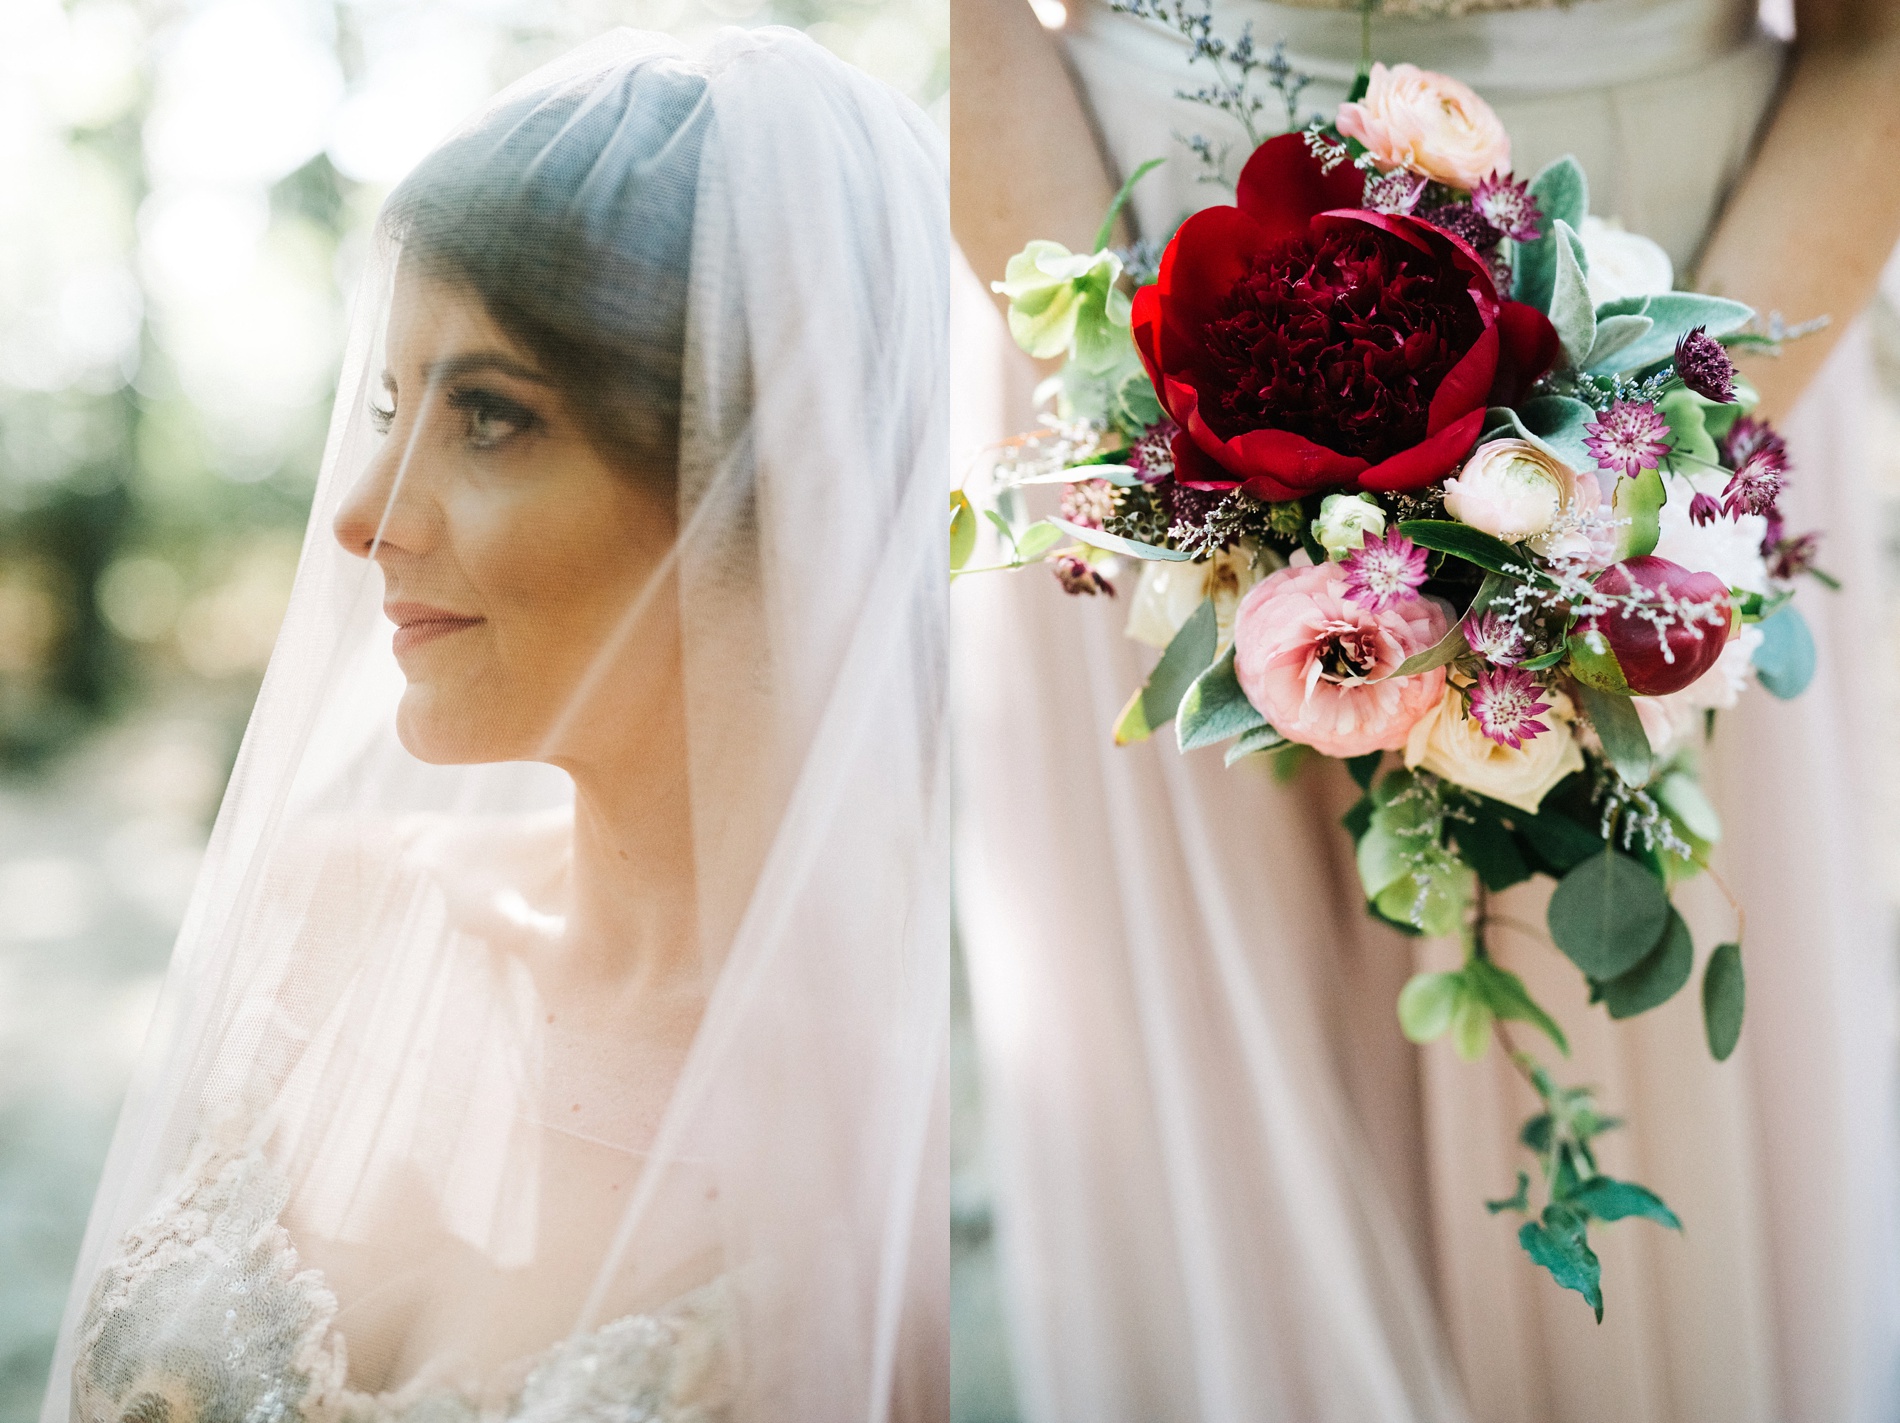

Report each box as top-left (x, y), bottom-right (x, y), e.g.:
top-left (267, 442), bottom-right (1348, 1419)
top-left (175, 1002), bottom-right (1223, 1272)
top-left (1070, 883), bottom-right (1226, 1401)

top-left (379, 351), bottom-right (552, 393)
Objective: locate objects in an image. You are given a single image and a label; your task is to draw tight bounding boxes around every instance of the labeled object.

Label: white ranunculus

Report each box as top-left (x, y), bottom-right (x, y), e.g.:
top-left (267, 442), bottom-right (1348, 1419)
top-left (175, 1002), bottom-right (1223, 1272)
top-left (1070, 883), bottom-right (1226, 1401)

top-left (1312, 493), bottom-right (1387, 560)
top-left (1404, 685), bottom-right (1584, 815)
top-left (1125, 545), bottom-right (1273, 651)
top-left (1577, 215), bottom-right (1674, 306)
top-left (1651, 471), bottom-right (1771, 595)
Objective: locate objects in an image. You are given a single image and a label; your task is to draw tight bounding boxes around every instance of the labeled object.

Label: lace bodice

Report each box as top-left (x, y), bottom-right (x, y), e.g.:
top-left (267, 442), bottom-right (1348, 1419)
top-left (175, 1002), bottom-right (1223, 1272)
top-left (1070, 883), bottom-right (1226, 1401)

top-left (71, 1151), bottom-right (731, 1423)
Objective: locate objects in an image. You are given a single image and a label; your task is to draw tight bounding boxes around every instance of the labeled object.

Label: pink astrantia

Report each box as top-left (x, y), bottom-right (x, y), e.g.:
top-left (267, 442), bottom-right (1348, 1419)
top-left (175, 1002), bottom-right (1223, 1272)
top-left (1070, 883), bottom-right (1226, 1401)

top-left (1721, 414), bottom-right (1788, 471)
top-left (1466, 666), bottom-right (1552, 749)
top-left (1363, 169), bottom-right (1428, 215)
top-left (1342, 529), bottom-right (1430, 612)
top-left (1464, 610), bottom-right (1527, 666)
top-left (1582, 400), bottom-right (1672, 480)
top-left (1471, 171), bottom-right (1542, 243)
top-left (1688, 491), bottom-right (1723, 527)
top-left (1722, 448), bottom-right (1785, 519)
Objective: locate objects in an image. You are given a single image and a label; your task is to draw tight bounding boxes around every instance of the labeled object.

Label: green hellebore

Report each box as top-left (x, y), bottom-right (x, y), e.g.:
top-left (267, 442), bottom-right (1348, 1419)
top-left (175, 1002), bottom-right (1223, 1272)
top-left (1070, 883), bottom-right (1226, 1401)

top-left (992, 240), bottom-right (1133, 372)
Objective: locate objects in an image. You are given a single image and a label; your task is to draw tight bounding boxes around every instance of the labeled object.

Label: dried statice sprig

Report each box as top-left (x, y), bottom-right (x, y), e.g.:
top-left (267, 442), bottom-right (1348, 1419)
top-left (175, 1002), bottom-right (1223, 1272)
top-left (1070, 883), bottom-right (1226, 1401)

top-left (1110, 0), bottom-right (1321, 185)
top-left (1114, 237), bottom-right (1166, 287)
top-left (1593, 765), bottom-right (1694, 859)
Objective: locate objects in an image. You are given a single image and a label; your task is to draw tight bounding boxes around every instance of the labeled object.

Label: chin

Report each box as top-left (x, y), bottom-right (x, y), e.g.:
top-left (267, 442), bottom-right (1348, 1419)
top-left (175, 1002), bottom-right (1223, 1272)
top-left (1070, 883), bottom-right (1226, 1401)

top-left (394, 688), bottom-right (515, 766)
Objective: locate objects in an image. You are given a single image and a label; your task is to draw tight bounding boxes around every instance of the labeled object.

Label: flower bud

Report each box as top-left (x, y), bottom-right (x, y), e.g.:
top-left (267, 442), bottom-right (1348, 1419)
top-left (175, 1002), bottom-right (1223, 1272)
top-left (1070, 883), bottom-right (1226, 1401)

top-left (1574, 555), bottom-right (1732, 696)
top-left (1313, 493), bottom-right (1388, 560)
top-left (1442, 439), bottom-right (1579, 543)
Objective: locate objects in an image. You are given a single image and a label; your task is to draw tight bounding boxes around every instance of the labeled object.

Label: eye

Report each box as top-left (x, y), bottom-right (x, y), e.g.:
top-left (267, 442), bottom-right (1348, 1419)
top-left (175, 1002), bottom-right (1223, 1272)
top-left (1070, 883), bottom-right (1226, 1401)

top-left (446, 386), bottom-right (540, 450)
top-left (369, 401), bottom-right (395, 436)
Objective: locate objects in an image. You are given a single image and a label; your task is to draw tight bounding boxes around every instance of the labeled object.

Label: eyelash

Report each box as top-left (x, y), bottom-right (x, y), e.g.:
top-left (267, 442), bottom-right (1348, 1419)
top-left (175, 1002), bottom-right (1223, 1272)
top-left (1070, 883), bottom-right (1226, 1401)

top-left (367, 386), bottom-right (541, 450)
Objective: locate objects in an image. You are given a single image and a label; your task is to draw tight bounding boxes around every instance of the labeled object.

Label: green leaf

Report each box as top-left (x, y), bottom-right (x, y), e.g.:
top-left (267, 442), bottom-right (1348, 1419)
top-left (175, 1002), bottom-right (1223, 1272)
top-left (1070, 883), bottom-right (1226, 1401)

top-left (1451, 806), bottom-right (1533, 893)
top-left (1341, 793), bottom-right (1374, 840)
top-left (1596, 906), bottom-right (1693, 1019)
top-left (1487, 1170), bottom-right (1531, 1215)
top-left (1548, 220), bottom-right (1595, 370)
top-left (1140, 597), bottom-right (1218, 731)
top-left (1346, 751), bottom-right (1383, 791)
top-left (1516, 644), bottom-right (1572, 672)
top-left (1516, 397), bottom-right (1596, 471)
top-left (1112, 684), bottom-right (1151, 745)
top-left (1520, 1206), bottom-right (1603, 1321)
top-left (1094, 156), bottom-right (1165, 253)
top-left (1397, 520), bottom-right (1532, 579)
top-left (1015, 520), bottom-right (1064, 562)
top-left (1397, 971), bottom-right (1464, 1044)
top-left (1703, 941), bottom-right (1745, 1061)
top-left (1049, 516), bottom-right (1194, 562)
top-left (1567, 1176), bottom-right (1683, 1230)
top-left (1611, 466), bottom-right (1666, 560)
top-left (1575, 683), bottom-right (1654, 788)
top-left (1521, 1114), bottom-right (1554, 1154)
top-left (1176, 645), bottom-right (1268, 751)
top-left (1583, 314), bottom-right (1655, 373)
top-left (1547, 849), bottom-right (1672, 980)
top-left (1513, 156), bottom-right (1588, 315)
top-left (1658, 388), bottom-right (1719, 469)
top-left (1224, 722), bottom-right (1288, 765)
top-left (1450, 988), bottom-right (1494, 1061)
top-left (1514, 802), bottom-right (1606, 875)
top-left (1603, 292), bottom-right (1755, 372)
top-left (1656, 770), bottom-right (1722, 844)
top-left (1754, 604), bottom-right (1816, 699)
top-left (1466, 957), bottom-right (1570, 1055)
top-left (950, 491), bottom-right (977, 571)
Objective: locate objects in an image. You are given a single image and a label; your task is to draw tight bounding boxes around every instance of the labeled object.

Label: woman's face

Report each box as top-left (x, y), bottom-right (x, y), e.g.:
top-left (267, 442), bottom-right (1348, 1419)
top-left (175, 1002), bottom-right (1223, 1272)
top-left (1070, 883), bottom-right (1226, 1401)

top-left (334, 263), bottom-right (678, 766)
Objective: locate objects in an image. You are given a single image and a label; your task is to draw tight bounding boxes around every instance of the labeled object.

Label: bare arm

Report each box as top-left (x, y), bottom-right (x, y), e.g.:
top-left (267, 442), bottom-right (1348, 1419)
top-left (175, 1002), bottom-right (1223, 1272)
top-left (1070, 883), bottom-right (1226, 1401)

top-left (1693, 0), bottom-right (1900, 420)
top-left (950, 0), bottom-right (1120, 315)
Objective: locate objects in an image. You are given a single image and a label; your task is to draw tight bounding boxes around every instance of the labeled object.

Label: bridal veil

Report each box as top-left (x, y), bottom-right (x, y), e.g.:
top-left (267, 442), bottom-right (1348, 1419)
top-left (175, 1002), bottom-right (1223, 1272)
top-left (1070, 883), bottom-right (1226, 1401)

top-left (44, 27), bottom-right (947, 1421)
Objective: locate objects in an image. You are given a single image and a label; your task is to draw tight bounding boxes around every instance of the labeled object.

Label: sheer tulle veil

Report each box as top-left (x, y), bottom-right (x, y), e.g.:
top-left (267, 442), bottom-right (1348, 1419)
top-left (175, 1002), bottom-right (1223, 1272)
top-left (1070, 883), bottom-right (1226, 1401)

top-left (44, 27), bottom-right (947, 1421)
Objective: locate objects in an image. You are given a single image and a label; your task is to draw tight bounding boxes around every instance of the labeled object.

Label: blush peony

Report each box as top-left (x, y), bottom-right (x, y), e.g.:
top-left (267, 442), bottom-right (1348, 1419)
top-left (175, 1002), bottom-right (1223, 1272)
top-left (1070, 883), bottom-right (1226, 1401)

top-left (1336, 63), bottom-right (1512, 191)
top-left (1232, 561), bottom-right (1450, 758)
top-left (1129, 134), bottom-right (1558, 503)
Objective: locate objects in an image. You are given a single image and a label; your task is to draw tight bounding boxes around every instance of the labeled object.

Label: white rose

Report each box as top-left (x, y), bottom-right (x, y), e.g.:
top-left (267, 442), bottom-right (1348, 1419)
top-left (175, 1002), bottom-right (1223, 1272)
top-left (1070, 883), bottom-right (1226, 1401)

top-left (1651, 471), bottom-right (1771, 594)
top-left (1313, 493), bottom-right (1388, 560)
top-left (1442, 439), bottom-right (1580, 544)
top-left (1125, 545), bottom-right (1274, 651)
top-left (1577, 215), bottom-right (1674, 306)
top-left (1404, 685), bottom-right (1585, 814)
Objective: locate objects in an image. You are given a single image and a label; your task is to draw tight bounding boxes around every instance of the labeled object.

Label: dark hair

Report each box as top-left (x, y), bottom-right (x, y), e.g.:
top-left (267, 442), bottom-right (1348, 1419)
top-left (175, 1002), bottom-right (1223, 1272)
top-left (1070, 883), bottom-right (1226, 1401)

top-left (381, 57), bottom-right (711, 486)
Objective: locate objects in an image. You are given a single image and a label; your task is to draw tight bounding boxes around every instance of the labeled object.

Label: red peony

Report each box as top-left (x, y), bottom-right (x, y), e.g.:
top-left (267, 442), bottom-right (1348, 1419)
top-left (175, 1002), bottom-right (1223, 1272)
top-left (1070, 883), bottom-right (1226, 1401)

top-left (1129, 135), bottom-right (1559, 501)
top-left (1575, 556), bottom-right (1733, 697)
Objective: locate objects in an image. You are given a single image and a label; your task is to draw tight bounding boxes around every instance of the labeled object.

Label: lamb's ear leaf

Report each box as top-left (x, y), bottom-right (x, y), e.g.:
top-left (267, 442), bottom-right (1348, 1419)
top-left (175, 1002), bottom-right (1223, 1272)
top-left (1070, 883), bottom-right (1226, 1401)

top-left (1140, 597), bottom-right (1218, 731)
top-left (1583, 314), bottom-right (1655, 373)
top-left (1549, 221), bottom-right (1596, 370)
top-left (1176, 645), bottom-right (1269, 751)
top-left (1513, 156), bottom-right (1588, 313)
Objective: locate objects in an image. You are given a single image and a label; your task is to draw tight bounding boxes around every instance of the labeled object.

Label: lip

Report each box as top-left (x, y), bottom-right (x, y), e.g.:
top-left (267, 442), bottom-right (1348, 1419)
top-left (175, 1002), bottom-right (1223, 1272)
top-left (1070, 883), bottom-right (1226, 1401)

top-left (385, 601), bottom-right (484, 655)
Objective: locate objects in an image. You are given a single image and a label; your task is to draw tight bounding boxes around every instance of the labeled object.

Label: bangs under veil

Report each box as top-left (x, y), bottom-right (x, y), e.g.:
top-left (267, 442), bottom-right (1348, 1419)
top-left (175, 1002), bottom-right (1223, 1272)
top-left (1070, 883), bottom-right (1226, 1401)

top-left (43, 27), bottom-right (947, 1423)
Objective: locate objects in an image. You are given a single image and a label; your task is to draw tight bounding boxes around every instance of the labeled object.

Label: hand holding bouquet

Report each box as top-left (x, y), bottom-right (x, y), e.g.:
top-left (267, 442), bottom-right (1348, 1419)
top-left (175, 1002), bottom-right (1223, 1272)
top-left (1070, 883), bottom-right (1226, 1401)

top-left (958, 48), bottom-right (1831, 1322)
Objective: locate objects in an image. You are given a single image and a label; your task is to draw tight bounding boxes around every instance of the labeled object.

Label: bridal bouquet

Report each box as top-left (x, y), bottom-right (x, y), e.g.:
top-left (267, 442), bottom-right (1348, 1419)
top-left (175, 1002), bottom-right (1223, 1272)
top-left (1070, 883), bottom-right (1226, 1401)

top-left (958, 34), bottom-right (1831, 1320)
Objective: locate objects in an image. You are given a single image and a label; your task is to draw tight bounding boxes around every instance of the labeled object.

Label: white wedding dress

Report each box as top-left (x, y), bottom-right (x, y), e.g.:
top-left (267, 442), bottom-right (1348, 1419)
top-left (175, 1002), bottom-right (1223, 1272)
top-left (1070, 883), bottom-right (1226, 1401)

top-left (954, 2), bottom-right (1900, 1420)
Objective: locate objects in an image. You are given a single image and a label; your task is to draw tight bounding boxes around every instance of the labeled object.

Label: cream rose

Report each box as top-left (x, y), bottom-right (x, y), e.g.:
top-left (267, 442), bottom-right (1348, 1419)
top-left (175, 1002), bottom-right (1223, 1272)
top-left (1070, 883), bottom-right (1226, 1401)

top-left (1404, 684), bottom-right (1585, 814)
top-left (1125, 545), bottom-right (1273, 651)
top-left (1335, 63), bottom-right (1510, 191)
top-left (1442, 439), bottom-right (1582, 544)
top-left (1577, 215), bottom-right (1674, 306)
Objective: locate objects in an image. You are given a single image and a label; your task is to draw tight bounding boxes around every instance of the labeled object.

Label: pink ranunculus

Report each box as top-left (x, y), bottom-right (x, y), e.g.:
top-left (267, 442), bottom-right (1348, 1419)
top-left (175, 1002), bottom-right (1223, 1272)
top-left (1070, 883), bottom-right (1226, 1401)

top-left (1233, 561), bottom-right (1451, 758)
top-left (1336, 63), bottom-right (1511, 192)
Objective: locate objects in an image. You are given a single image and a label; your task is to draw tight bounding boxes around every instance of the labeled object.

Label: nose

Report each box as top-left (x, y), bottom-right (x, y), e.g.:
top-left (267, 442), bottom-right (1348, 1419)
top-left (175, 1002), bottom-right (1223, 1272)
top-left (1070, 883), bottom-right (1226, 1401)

top-left (333, 403), bottom-right (438, 562)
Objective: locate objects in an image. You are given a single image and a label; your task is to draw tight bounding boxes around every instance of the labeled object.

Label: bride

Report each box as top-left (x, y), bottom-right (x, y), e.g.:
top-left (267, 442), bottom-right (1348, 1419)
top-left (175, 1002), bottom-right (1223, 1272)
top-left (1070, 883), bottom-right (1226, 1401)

top-left (953, 0), bottom-right (1900, 1420)
top-left (45, 26), bottom-right (946, 1423)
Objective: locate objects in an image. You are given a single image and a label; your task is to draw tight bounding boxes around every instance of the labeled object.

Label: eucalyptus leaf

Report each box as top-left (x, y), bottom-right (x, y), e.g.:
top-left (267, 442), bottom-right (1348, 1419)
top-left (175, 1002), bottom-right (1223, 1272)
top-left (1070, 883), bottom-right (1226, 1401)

top-left (1601, 292), bottom-right (1755, 372)
top-left (1176, 645), bottom-right (1268, 751)
top-left (1397, 971), bottom-right (1463, 1043)
top-left (1487, 1171), bottom-right (1531, 1215)
top-left (1703, 941), bottom-right (1745, 1061)
top-left (1583, 313), bottom-right (1654, 373)
top-left (1224, 723), bottom-right (1288, 765)
top-left (1015, 520), bottom-right (1065, 562)
top-left (950, 491), bottom-right (977, 571)
top-left (1516, 396), bottom-right (1595, 470)
top-left (1397, 519), bottom-right (1533, 579)
top-left (1520, 1207), bottom-right (1603, 1322)
top-left (1596, 907), bottom-right (1693, 1019)
top-left (1514, 802), bottom-right (1606, 875)
top-left (1754, 604), bottom-right (1816, 699)
top-left (1466, 957), bottom-right (1569, 1055)
top-left (1549, 220), bottom-right (1596, 370)
top-left (1011, 464), bottom-right (1142, 487)
top-left (1141, 597), bottom-right (1218, 731)
top-left (1049, 516), bottom-right (1195, 562)
top-left (1567, 1176), bottom-right (1682, 1230)
top-left (1547, 849), bottom-right (1672, 980)
top-left (1451, 808), bottom-right (1533, 893)
top-left (1575, 683), bottom-right (1655, 787)
top-left (1112, 685), bottom-right (1150, 745)
top-left (1514, 156), bottom-right (1588, 315)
